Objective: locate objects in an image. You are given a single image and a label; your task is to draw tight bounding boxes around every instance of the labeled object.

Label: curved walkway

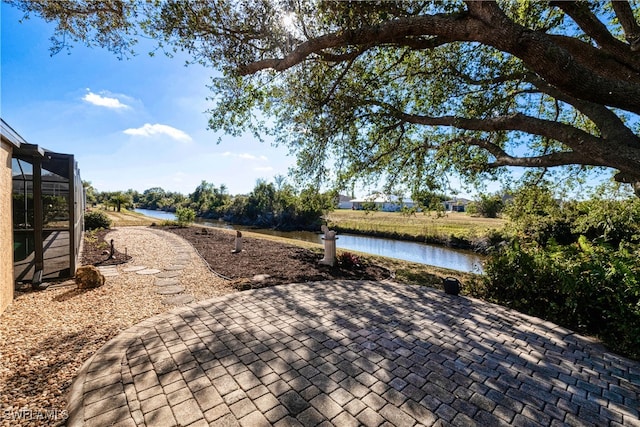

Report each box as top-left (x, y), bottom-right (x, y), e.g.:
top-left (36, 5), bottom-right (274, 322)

top-left (67, 280), bottom-right (640, 427)
top-left (97, 227), bottom-right (230, 306)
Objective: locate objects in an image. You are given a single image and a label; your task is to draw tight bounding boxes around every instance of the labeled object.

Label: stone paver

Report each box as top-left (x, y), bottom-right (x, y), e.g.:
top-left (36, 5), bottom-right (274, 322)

top-left (155, 278), bottom-right (180, 287)
top-left (67, 280), bottom-right (640, 426)
top-left (156, 271), bottom-right (181, 279)
top-left (96, 266), bottom-right (119, 277)
top-left (136, 268), bottom-right (162, 275)
top-left (163, 295), bottom-right (195, 305)
top-left (155, 285), bottom-right (185, 295)
top-left (122, 266), bottom-right (148, 272)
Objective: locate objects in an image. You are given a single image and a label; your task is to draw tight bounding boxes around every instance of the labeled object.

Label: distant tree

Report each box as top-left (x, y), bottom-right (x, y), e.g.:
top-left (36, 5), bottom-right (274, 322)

top-left (140, 187), bottom-right (166, 210)
top-left (505, 185), bottom-right (561, 223)
top-left (8, 1), bottom-right (640, 197)
top-left (110, 192), bottom-right (132, 212)
top-left (82, 180), bottom-right (97, 206)
top-left (298, 188), bottom-right (334, 217)
top-left (125, 188), bottom-right (140, 205)
top-left (189, 180), bottom-right (230, 217)
top-left (469, 194), bottom-right (505, 218)
top-left (412, 190), bottom-right (447, 213)
top-left (504, 184), bottom-right (573, 244)
top-left (273, 174), bottom-right (287, 191)
top-left (245, 180), bottom-right (276, 225)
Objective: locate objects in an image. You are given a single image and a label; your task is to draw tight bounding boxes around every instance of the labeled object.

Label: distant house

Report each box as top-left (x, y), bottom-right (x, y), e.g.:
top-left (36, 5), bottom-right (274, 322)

top-left (1, 118), bottom-right (84, 310)
top-left (336, 194), bottom-right (354, 209)
top-left (444, 197), bottom-right (471, 212)
top-left (351, 193), bottom-right (416, 212)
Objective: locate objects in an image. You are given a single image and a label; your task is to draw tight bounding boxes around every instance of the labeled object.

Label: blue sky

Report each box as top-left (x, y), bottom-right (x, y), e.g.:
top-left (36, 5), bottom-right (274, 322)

top-left (1, 3), bottom-right (295, 196)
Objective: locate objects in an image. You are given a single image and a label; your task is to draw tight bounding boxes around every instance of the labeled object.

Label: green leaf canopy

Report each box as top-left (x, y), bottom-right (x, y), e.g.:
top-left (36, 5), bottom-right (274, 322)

top-left (8, 0), bottom-right (640, 196)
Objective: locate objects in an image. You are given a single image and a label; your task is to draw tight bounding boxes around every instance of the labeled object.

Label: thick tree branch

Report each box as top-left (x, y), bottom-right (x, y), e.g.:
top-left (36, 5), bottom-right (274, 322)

top-left (375, 106), bottom-right (602, 154)
top-left (360, 99), bottom-right (640, 179)
top-left (318, 45), bottom-right (368, 63)
top-left (524, 74), bottom-right (640, 148)
top-left (458, 137), bottom-right (600, 168)
top-left (550, 0), bottom-right (640, 70)
top-left (611, 0), bottom-right (640, 50)
top-left (238, 10), bottom-right (640, 114)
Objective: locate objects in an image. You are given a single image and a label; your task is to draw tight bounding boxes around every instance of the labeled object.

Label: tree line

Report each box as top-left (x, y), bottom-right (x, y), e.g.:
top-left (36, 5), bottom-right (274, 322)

top-left (83, 179), bottom-right (334, 231)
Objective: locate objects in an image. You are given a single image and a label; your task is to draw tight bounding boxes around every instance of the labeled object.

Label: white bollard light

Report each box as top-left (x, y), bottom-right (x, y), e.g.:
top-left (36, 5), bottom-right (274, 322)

top-left (232, 230), bottom-right (243, 253)
top-left (319, 226), bottom-right (338, 266)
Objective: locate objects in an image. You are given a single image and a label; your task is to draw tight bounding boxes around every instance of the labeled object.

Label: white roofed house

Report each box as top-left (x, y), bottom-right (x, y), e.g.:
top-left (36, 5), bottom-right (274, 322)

top-left (336, 194), bottom-right (354, 209)
top-left (444, 197), bottom-right (471, 212)
top-left (350, 193), bottom-right (416, 212)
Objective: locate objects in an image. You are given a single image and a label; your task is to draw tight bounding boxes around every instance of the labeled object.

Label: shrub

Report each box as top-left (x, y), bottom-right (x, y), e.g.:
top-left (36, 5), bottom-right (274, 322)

top-left (338, 252), bottom-right (362, 269)
top-left (470, 238), bottom-right (640, 360)
top-left (175, 207), bottom-right (196, 227)
top-left (469, 194), bottom-right (504, 218)
top-left (84, 210), bottom-right (111, 230)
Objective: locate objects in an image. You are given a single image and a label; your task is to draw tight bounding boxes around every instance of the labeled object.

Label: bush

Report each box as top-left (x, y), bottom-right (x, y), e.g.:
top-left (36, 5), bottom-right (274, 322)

top-left (175, 207), bottom-right (196, 227)
top-left (470, 238), bottom-right (640, 360)
top-left (337, 252), bottom-right (363, 269)
top-left (469, 194), bottom-right (504, 218)
top-left (473, 188), bottom-right (640, 359)
top-left (84, 210), bottom-right (111, 230)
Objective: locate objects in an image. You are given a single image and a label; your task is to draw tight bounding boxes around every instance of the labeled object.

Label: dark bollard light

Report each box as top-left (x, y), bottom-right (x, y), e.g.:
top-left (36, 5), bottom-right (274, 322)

top-left (443, 277), bottom-right (461, 296)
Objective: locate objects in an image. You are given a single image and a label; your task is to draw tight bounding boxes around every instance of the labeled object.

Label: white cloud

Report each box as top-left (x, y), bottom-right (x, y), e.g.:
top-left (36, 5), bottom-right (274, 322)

top-left (254, 166), bottom-right (274, 172)
top-left (123, 123), bottom-right (192, 142)
top-left (82, 90), bottom-right (130, 109)
top-left (223, 152), bottom-right (268, 161)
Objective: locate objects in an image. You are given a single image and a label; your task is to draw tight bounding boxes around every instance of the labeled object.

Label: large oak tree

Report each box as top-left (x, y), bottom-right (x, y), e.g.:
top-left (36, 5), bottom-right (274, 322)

top-left (8, 0), bottom-right (640, 196)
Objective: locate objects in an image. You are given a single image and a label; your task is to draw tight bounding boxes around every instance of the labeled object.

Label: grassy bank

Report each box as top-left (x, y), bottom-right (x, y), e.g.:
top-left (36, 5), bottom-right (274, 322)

top-left (325, 210), bottom-right (506, 248)
top-left (95, 207), bottom-right (156, 227)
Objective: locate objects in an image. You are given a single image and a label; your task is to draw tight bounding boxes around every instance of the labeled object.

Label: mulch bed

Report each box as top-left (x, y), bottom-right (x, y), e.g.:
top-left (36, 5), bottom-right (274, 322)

top-left (165, 226), bottom-right (391, 288)
top-left (81, 225), bottom-right (391, 289)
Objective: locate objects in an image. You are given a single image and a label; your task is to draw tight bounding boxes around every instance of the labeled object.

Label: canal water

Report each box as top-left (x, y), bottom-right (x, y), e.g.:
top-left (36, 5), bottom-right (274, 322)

top-left (135, 208), bottom-right (484, 273)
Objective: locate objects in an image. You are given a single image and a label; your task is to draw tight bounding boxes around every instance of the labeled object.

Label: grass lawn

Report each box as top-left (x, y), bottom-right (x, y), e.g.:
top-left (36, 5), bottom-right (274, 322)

top-left (98, 207), bottom-right (156, 227)
top-left (325, 209), bottom-right (506, 240)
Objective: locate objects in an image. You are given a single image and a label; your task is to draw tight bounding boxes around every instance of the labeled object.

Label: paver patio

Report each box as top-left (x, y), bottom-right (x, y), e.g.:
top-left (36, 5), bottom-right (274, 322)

top-left (67, 280), bottom-right (640, 426)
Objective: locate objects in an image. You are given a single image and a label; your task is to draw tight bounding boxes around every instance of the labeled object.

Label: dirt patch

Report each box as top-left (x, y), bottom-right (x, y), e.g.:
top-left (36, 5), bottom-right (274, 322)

top-left (164, 226), bottom-right (391, 288)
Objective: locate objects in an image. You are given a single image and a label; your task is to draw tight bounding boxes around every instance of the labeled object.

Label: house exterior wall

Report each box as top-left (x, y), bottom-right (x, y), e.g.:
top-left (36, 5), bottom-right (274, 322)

top-left (0, 139), bottom-right (14, 315)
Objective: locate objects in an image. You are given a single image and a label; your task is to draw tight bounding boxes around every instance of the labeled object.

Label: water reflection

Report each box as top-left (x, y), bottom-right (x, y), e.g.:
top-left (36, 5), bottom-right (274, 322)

top-left (135, 208), bottom-right (484, 273)
top-left (335, 234), bottom-right (483, 273)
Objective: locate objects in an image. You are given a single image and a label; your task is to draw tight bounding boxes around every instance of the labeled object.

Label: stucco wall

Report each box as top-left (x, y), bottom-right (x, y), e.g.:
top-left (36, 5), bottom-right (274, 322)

top-left (0, 140), bottom-right (14, 315)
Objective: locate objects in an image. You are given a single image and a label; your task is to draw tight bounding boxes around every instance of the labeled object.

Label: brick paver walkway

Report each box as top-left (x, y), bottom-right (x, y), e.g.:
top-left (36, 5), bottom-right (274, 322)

top-left (67, 280), bottom-right (640, 426)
